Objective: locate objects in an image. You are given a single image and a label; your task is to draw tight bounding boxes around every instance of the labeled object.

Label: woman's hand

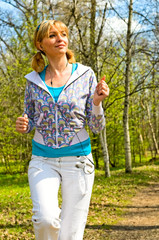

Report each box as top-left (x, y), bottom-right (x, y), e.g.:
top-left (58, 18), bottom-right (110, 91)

top-left (16, 114), bottom-right (29, 133)
top-left (93, 76), bottom-right (109, 106)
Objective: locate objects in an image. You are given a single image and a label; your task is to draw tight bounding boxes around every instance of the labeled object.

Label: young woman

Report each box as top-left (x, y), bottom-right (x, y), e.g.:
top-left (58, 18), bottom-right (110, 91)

top-left (16, 20), bottom-right (109, 240)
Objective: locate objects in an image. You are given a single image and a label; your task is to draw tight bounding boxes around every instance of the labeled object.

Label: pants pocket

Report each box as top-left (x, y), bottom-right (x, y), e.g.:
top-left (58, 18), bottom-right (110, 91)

top-left (76, 155), bottom-right (94, 196)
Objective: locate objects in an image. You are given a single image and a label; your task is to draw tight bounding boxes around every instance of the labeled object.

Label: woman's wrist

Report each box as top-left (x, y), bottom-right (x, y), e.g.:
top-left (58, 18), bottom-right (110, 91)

top-left (93, 99), bottom-right (101, 106)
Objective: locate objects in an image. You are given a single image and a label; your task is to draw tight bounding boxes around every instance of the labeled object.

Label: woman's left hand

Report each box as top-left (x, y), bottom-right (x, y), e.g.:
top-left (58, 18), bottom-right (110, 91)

top-left (93, 76), bottom-right (109, 106)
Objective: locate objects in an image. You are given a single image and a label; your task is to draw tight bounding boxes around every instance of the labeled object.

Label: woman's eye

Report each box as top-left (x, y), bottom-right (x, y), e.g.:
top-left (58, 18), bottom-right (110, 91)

top-left (62, 33), bottom-right (67, 36)
top-left (49, 34), bottom-right (56, 38)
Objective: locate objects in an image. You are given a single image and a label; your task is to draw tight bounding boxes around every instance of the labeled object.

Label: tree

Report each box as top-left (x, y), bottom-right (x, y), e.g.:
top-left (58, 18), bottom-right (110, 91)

top-left (123, 0), bottom-right (133, 173)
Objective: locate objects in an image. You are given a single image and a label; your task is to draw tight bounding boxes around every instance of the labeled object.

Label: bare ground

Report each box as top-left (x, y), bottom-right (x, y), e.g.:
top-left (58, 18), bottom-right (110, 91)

top-left (86, 182), bottom-right (159, 240)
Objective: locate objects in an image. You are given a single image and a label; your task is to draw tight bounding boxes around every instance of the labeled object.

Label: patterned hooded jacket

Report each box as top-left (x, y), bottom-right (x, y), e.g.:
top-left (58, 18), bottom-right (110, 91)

top-left (24, 63), bottom-right (105, 149)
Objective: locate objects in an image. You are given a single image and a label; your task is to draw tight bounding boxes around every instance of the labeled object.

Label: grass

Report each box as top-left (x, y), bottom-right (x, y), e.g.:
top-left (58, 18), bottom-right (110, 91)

top-left (0, 161), bottom-right (159, 240)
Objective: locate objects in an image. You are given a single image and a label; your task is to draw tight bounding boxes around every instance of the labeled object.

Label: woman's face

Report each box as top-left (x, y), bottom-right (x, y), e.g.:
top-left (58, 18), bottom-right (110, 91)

top-left (39, 24), bottom-right (68, 58)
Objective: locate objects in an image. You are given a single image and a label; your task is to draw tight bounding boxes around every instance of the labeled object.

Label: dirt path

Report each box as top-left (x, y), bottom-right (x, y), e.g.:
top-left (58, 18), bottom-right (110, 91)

top-left (105, 182), bottom-right (159, 240)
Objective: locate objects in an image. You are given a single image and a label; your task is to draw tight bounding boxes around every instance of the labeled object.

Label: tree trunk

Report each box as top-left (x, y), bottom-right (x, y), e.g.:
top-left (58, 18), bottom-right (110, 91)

top-left (152, 64), bottom-right (158, 150)
top-left (33, 0), bottom-right (38, 27)
top-left (100, 125), bottom-right (111, 177)
top-left (123, 0), bottom-right (133, 173)
top-left (90, 0), bottom-right (96, 72)
top-left (146, 103), bottom-right (159, 155)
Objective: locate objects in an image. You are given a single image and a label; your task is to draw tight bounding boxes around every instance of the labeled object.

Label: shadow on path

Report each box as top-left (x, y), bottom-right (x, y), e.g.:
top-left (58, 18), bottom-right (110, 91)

top-left (86, 224), bottom-right (159, 231)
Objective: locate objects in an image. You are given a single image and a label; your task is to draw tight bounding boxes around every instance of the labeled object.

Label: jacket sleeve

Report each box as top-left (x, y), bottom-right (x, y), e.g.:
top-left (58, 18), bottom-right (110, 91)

top-left (86, 70), bottom-right (105, 133)
top-left (23, 80), bottom-right (35, 133)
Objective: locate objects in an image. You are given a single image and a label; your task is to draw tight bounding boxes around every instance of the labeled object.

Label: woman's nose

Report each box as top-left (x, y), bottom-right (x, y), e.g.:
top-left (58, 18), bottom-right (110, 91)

top-left (57, 34), bottom-right (63, 41)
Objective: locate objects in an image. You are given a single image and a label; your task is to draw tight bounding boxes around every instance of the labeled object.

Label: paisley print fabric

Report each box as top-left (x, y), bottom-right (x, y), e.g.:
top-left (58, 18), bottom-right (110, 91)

top-left (24, 65), bottom-right (105, 148)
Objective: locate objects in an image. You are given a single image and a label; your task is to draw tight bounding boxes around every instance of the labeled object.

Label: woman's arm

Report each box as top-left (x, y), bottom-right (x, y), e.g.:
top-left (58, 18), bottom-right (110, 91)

top-left (86, 71), bottom-right (109, 133)
top-left (16, 81), bottom-right (35, 133)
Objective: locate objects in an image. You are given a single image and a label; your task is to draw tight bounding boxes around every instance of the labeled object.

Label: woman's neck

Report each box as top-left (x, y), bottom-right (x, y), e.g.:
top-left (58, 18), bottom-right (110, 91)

top-left (45, 54), bottom-right (72, 88)
top-left (47, 55), bottom-right (68, 76)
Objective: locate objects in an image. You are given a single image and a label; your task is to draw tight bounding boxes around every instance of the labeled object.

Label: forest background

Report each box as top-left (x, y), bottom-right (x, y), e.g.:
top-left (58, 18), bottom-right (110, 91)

top-left (0, 0), bottom-right (159, 177)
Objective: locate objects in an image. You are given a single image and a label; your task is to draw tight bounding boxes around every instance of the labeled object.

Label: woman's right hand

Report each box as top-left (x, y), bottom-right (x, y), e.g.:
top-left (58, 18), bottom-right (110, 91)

top-left (16, 114), bottom-right (29, 133)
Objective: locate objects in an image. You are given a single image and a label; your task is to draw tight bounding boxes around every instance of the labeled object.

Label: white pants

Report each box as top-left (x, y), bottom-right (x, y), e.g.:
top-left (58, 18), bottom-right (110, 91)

top-left (28, 154), bottom-right (95, 240)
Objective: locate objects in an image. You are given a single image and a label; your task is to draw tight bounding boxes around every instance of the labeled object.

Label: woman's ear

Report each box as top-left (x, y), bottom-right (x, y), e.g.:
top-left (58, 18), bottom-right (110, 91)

top-left (36, 42), bottom-right (43, 51)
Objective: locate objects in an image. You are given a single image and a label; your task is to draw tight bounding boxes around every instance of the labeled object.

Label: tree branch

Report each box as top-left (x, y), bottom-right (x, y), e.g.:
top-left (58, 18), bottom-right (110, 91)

top-left (133, 11), bottom-right (154, 26)
top-left (96, 2), bottom-right (107, 46)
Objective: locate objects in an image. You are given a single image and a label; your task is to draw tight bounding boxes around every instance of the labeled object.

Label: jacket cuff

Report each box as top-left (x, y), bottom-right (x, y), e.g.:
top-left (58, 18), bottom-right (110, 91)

top-left (24, 119), bottom-right (33, 133)
top-left (24, 124), bottom-right (31, 134)
top-left (92, 102), bottom-right (104, 116)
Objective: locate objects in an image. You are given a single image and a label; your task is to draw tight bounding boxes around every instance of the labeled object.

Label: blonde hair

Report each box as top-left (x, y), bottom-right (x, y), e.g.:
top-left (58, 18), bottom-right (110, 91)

top-left (32, 20), bottom-right (75, 72)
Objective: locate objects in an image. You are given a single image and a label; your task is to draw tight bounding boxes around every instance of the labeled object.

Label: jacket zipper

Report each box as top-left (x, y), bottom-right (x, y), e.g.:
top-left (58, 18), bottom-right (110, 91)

top-left (55, 103), bottom-right (59, 148)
